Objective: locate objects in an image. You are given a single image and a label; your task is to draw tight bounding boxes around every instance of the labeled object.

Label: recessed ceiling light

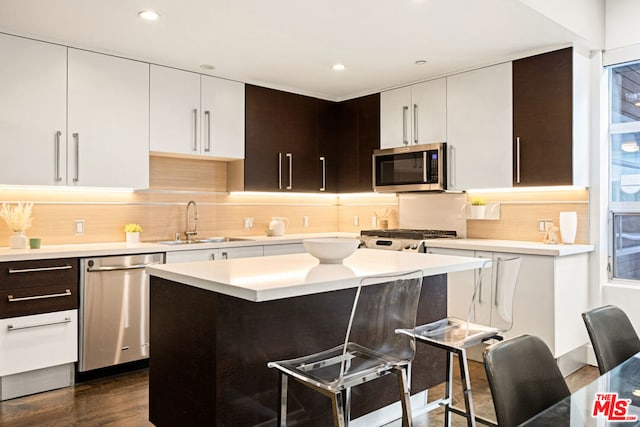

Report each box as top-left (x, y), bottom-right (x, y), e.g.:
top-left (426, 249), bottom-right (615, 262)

top-left (332, 64), bottom-right (345, 72)
top-left (138, 10), bottom-right (159, 21)
top-left (200, 64), bottom-right (215, 70)
top-left (415, 60), bottom-right (427, 65)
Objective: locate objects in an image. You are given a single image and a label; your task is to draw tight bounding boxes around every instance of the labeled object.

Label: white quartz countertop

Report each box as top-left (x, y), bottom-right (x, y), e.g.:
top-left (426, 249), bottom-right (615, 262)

top-left (146, 248), bottom-right (488, 302)
top-left (0, 232), bottom-right (593, 262)
top-left (425, 238), bottom-right (593, 256)
top-left (0, 232), bottom-right (357, 262)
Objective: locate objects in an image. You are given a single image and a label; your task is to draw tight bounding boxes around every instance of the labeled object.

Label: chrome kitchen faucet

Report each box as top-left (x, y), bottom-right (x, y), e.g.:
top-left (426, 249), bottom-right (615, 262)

top-left (185, 200), bottom-right (198, 241)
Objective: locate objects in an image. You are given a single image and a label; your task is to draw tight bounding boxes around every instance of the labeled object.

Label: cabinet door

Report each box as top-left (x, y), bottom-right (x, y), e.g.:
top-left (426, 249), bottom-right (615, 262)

top-left (263, 243), bottom-right (304, 256)
top-left (513, 48), bottom-right (573, 186)
top-left (0, 34), bottom-right (67, 186)
top-left (244, 85), bottom-right (284, 191)
top-left (0, 310), bottom-right (78, 377)
top-left (200, 76), bottom-right (244, 159)
top-left (318, 100), bottom-right (340, 192)
top-left (219, 246), bottom-right (263, 259)
top-left (165, 249), bottom-right (219, 263)
top-left (68, 49), bottom-right (149, 188)
top-left (150, 65), bottom-right (201, 156)
top-left (380, 86), bottom-right (412, 148)
top-left (411, 78), bottom-right (447, 144)
top-left (283, 92), bottom-right (319, 192)
top-left (447, 63), bottom-right (512, 190)
top-left (338, 94), bottom-right (380, 193)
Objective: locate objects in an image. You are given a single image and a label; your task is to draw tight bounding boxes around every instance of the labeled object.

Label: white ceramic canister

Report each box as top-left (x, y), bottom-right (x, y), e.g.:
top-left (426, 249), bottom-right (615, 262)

top-left (559, 212), bottom-right (577, 244)
top-left (269, 217), bottom-right (288, 236)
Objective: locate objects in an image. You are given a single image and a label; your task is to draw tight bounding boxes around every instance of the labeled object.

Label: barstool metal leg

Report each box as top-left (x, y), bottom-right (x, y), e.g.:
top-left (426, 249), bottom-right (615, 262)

top-left (277, 373), bottom-right (288, 427)
top-left (331, 390), bottom-right (347, 427)
top-left (444, 351), bottom-right (454, 427)
top-left (457, 348), bottom-right (476, 427)
top-left (396, 367), bottom-right (414, 427)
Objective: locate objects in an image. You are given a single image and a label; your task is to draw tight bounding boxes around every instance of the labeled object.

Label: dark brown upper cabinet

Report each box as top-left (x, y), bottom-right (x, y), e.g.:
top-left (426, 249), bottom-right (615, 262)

top-left (240, 85), bottom-right (318, 192)
top-left (336, 94), bottom-right (380, 193)
top-left (512, 47), bottom-right (588, 187)
top-left (233, 85), bottom-right (380, 193)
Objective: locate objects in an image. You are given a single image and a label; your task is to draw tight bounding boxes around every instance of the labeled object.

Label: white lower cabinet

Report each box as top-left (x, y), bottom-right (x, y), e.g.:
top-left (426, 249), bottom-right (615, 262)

top-left (165, 246), bottom-right (264, 263)
top-left (426, 247), bottom-right (589, 368)
top-left (0, 310), bottom-right (77, 400)
top-left (263, 243), bottom-right (305, 256)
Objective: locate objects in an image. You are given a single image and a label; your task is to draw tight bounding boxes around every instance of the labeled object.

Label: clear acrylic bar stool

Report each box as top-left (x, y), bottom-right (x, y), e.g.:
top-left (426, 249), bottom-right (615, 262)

top-left (267, 270), bottom-right (424, 427)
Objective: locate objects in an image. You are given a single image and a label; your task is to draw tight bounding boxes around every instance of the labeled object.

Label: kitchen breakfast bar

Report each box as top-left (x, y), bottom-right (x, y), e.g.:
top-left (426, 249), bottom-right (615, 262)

top-left (146, 249), bottom-right (487, 426)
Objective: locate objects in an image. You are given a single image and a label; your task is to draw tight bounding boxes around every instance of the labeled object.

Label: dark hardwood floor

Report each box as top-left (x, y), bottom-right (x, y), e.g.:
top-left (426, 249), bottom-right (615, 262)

top-left (0, 362), bottom-right (598, 426)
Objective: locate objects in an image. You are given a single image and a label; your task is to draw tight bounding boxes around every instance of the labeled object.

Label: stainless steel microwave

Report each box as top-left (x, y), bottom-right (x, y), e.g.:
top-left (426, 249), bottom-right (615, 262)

top-left (372, 143), bottom-right (447, 192)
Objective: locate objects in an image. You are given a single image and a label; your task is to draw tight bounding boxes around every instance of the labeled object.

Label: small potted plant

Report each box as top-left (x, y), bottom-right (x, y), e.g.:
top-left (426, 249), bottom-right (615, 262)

top-left (0, 202), bottom-right (33, 249)
top-left (469, 197), bottom-right (486, 220)
top-left (124, 223), bottom-right (143, 244)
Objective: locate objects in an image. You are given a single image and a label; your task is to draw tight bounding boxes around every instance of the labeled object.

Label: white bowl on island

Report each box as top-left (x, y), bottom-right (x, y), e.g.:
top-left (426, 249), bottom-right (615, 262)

top-left (303, 238), bottom-right (360, 264)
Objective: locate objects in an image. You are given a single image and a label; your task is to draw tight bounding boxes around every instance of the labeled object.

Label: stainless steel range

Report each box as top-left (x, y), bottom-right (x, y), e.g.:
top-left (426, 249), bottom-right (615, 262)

top-left (360, 229), bottom-right (457, 252)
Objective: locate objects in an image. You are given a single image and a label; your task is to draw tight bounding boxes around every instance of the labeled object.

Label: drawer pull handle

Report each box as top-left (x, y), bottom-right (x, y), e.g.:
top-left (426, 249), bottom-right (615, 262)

top-left (8, 265), bottom-right (73, 274)
top-left (8, 289), bottom-right (72, 302)
top-left (7, 317), bottom-right (72, 331)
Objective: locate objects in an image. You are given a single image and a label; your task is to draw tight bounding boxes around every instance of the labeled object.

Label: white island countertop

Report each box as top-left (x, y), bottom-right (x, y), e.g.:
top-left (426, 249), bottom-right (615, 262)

top-left (146, 248), bottom-right (487, 302)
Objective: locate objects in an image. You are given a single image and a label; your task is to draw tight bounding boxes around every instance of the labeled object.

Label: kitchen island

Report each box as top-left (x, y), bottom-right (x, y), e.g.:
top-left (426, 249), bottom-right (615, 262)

top-left (146, 249), bottom-right (487, 427)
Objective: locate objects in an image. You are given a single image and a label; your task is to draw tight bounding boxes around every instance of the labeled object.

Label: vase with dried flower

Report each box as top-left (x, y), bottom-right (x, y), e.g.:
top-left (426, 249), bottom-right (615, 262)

top-left (0, 202), bottom-right (33, 249)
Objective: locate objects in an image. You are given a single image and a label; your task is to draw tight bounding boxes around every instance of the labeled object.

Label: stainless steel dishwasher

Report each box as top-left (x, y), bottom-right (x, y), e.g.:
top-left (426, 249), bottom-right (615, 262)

top-left (79, 253), bottom-right (164, 372)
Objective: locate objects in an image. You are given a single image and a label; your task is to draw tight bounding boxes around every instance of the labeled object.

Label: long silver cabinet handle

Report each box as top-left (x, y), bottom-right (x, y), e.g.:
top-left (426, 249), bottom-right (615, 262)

top-left (204, 110), bottom-right (211, 152)
top-left (86, 262), bottom-right (161, 272)
top-left (320, 156), bottom-right (326, 191)
top-left (54, 131), bottom-right (62, 182)
top-left (402, 106), bottom-right (409, 145)
top-left (9, 265), bottom-right (73, 274)
top-left (73, 132), bottom-right (80, 183)
top-left (8, 289), bottom-right (71, 302)
top-left (278, 152), bottom-right (283, 190)
top-left (8, 317), bottom-right (71, 332)
top-left (413, 104), bottom-right (418, 144)
top-left (286, 153), bottom-right (293, 190)
top-left (516, 136), bottom-right (521, 184)
top-left (193, 109), bottom-right (199, 152)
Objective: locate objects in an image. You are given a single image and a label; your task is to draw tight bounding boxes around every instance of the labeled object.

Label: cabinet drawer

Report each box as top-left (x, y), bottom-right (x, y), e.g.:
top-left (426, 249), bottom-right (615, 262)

top-left (0, 258), bottom-right (78, 290)
top-left (0, 283), bottom-right (78, 319)
top-left (0, 310), bottom-right (78, 376)
top-left (0, 258), bottom-right (79, 318)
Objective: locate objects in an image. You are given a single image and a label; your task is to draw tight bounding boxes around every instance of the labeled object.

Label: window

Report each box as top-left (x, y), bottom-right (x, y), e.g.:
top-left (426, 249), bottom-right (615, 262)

top-left (610, 62), bottom-right (640, 280)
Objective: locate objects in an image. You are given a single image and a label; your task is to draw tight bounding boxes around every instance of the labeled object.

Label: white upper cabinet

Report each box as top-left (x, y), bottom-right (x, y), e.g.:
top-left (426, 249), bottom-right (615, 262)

top-left (68, 49), bottom-right (149, 189)
top-left (150, 65), bottom-right (201, 157)
top-left (411, 79), bottom-right (447, 145)
top-left (200, 76), bottom-right (245, 159)
top-left (150, 65), bottom-right (244, 160)
top-left (380, 78), bottom-right (446, 149)
top-left (446, 63), bottom-right (512, 191)
top-left (0, 34), bottom-right (67, 186)
top-left (380, 86), bottom-right (412, 149)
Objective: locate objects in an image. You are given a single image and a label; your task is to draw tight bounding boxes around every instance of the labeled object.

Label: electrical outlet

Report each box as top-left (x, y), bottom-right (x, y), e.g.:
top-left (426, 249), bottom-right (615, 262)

top-left (74, 220), bottom-right (85, 235)
top-left (353, 215), bottom-right (359, 226)
top-left (243, 218), bottom-right (254, 229)
top-left (303, 216), bottom-right (309, 227)
top-left (537, 219), bottom-right (553, 232)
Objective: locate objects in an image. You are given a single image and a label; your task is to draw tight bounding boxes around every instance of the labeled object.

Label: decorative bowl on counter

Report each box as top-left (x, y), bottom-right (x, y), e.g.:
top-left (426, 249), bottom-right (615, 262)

top-left (303, 238), bottom-right (360, 264)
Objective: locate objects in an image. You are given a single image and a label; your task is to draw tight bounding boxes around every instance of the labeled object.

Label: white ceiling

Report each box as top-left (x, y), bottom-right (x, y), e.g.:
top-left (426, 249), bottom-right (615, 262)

top-left (0, 0), bottom-right (591, 101)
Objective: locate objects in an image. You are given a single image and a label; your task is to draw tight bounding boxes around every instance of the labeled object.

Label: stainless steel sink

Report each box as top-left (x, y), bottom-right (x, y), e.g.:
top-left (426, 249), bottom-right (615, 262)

top-left (157, 237), bottom-right (255, 245)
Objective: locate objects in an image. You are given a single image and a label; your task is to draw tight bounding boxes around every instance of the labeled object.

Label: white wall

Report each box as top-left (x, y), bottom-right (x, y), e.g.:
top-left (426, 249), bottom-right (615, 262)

top-left (606, 0), bottom-right (640, 49)
top-left (520, 0), bottom-right (605, 48)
